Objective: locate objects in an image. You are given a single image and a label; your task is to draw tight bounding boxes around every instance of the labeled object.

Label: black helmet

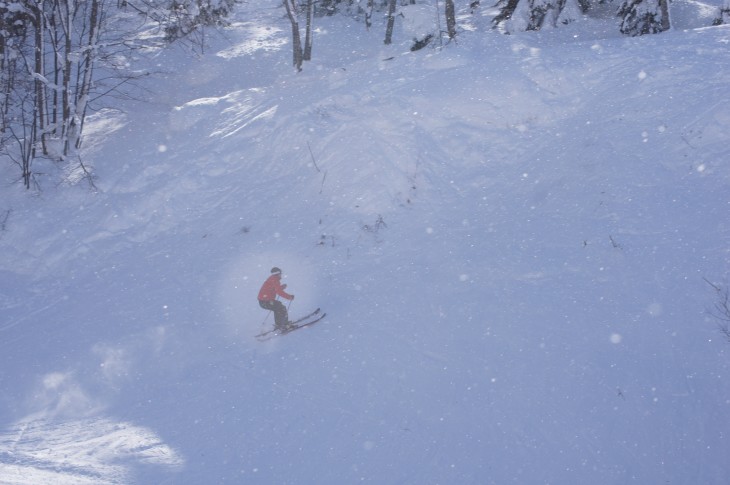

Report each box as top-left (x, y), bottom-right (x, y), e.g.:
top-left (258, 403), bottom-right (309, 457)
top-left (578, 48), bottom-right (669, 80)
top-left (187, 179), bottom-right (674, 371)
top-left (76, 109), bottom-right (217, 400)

top-left (271, 267), bottom-right (282, 274)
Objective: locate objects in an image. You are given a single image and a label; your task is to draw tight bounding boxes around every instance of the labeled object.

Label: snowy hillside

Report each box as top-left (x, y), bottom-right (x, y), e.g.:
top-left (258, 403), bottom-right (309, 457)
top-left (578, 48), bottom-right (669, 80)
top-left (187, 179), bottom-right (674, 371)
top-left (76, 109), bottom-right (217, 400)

top-left (1, 1), bottom-right (729, 483)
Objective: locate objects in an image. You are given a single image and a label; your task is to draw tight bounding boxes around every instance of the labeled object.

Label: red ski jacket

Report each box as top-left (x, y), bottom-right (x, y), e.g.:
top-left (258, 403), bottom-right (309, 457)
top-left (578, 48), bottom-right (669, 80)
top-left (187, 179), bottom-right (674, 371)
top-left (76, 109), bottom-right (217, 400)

top-left (258, 274), bottom-right (293, 302)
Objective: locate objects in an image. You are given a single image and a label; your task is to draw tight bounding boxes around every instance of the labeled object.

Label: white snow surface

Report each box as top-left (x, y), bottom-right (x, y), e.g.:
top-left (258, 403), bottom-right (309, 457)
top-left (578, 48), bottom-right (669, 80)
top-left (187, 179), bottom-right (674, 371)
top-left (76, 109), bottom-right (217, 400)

top-left (1, 1), bottom-right (729, 483)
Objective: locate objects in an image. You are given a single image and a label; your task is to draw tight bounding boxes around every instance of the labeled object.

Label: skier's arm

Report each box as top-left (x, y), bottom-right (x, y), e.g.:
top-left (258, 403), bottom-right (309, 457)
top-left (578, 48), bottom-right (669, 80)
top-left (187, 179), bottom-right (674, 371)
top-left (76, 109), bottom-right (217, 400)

top-left (276, 282), bottom-right (294, 300)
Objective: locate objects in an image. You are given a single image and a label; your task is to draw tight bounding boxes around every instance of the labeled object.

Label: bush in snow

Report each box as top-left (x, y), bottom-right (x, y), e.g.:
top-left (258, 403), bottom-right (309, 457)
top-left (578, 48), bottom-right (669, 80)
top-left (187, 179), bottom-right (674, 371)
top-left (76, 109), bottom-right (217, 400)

top-left (145, 0), bottom-right (239, 42)
top-left (617, 0), bottom-right (671, 36)
top-left (493, 0), bottom-right (588, 33)
top-left (713, 0), bottom-right (730, 25)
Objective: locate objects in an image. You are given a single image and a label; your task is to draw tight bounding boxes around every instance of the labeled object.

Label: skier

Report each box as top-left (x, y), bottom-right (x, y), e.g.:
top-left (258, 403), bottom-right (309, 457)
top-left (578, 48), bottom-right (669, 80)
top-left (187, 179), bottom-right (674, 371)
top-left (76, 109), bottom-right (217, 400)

top-left (258, 267), bottom-right (295, 331)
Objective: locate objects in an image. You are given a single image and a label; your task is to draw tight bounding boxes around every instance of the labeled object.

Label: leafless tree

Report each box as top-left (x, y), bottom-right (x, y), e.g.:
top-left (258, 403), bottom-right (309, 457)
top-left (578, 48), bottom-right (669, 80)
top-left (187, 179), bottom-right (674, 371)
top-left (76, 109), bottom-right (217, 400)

top-left (445, 0), bottom-right (456, 40)
top-left (281, 0), bottom-right (314, 68)
top-left (2, 0), bottom-right (237, 188)
top-left (384, 0), bottom-right (397, 44)
top-left (303, 0), bottom-right (314, 61)
top-left (284, 0), bottom-right (304, 70)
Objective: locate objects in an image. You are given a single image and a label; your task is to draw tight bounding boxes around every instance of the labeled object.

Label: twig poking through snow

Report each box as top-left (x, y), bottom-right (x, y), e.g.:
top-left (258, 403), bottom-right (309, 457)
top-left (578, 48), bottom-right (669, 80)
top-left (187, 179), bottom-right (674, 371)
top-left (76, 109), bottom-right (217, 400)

top-left (307, 141), bottom-right (327, 194)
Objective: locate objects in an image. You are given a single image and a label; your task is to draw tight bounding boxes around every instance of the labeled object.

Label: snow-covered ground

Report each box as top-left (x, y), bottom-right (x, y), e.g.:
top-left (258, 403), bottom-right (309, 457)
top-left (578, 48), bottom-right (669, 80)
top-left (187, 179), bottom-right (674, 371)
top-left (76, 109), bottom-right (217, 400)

top-left (1, 1), bottom-right (729, 483)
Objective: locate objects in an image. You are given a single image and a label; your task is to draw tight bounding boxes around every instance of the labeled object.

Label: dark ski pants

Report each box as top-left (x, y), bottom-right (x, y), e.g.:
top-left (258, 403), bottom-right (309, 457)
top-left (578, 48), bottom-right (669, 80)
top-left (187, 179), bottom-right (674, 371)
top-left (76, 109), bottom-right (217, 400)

top-left (259, 299), bottom-right (289, 329)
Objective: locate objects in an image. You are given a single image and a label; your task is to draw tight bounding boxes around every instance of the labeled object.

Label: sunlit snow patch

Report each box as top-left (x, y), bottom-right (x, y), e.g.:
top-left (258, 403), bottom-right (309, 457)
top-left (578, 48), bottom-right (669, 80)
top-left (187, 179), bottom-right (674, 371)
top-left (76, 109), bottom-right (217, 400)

top-left (63, 108), bottom-right (127, 185)
top-left (0, 416), bottom-right (183, 484)
top-left (216, 22), bottom-right (285, 59)
top-left (172, 89), bottom-right (277, 138)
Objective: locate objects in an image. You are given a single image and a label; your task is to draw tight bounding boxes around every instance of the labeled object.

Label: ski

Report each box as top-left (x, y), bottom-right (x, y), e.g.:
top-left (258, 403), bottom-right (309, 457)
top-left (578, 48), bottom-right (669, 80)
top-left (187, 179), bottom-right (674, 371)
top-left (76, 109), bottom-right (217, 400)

top-left (281, 313), bottom-right (326, 335)
top-left (256, 312), bottom-right (326, 342)
top-left (290, 307), bottom-right (321, 326)
top-left (254, 308), bottom-right (321, 339)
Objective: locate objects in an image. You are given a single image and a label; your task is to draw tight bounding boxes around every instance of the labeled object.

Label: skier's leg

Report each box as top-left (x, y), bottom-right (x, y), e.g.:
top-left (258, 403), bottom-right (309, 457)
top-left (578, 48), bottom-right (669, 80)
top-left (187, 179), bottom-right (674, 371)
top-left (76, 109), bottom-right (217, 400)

top-left (259, 300), bottom-right (282, 328)
top-left (272, 300), bottom-right (289, 329)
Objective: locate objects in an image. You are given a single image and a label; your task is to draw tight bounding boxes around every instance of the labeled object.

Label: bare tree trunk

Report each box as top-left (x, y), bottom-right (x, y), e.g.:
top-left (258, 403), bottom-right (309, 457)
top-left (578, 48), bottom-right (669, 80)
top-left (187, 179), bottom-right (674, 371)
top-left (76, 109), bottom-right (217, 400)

top-left (445, 0), bottom-right (456, 39)
top-left (9, 100), bottom-right (35, 189)
top-left (0, 13), bottom-right (17, 133)
top-left (659, 0), bottom-right (670, 31)
top-left (493, 0), bottom-right (521, 28)
top-left (1, 8), bottom-right (7, 132)
top-left (74, 0), bottom-right (101, 150)
top-left (284, 0), bottom-right (303, 71)
top-left (303, 0), bottom-right (314, 61)
top-left (365, 0), bottom-right (375, 29)
top-left (45, 8), bottom-right (60, 137)
top-left (60, 1), bottom-right (73, 150)
top-left (32, 4), bottom-right (47, 156)
top-left (384, 0), bottom-right (397, 45)
top-left (24, 116), bottom-right (35, 188)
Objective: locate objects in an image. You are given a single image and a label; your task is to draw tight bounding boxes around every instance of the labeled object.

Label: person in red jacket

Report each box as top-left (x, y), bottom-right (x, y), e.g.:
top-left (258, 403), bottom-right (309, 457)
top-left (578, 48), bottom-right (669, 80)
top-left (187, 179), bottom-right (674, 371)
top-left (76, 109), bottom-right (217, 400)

top-left (258, 267), bottom-right (295, 331)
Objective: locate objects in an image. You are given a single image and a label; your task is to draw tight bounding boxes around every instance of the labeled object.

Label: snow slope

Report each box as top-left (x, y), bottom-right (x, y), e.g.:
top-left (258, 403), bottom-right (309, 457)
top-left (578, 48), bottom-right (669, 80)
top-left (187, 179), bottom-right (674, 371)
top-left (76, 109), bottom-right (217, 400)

top-left (1, 1), bottom-right (729, 483)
